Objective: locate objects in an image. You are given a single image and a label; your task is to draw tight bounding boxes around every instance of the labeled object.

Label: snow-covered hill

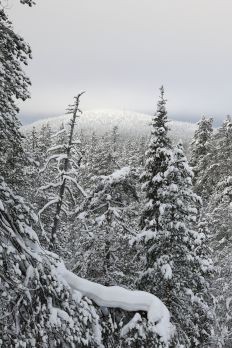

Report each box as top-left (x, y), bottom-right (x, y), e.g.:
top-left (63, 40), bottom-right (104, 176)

top-left (21, 109), bottom-right (196, 145)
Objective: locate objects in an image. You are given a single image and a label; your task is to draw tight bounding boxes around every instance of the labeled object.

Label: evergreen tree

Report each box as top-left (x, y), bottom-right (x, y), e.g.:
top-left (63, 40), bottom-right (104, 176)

top-left (190, 116), bottom-right (213, 169)
top-left (92, 131), bottom-right (119, 176)
top-left (206, 176), bottom-right (232, 347)
top-left (38, 122), bottom-right (52, 157)
top-left (196, 116), bottom-right (232, 199)
top-left (139, 86), bottom-right (172, 230)
top-left (0, 6), bottom-right (32, 184)
top-left (31, 126), bottom-right (39, 151)
top-left (190, 116), bottom-right (213, 198)
top-left (135, 87), bottom-right (213, 346)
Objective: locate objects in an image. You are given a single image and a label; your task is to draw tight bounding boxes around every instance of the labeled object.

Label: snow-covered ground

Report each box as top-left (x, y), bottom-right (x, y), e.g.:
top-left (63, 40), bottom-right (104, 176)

top-left (21, 109), bottom-right (196, 145)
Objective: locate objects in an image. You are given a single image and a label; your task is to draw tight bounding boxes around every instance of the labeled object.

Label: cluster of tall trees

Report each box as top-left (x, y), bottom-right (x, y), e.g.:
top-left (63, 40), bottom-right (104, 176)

top-left (190, 115), bottom-right (232, 347)
top-left (1, 1), bottom-right (231, 347)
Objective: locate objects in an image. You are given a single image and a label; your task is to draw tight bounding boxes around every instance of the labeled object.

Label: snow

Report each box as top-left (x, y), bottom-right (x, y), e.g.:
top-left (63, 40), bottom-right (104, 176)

top-left (51, 128), bottom-right (67, 138)
top-left (226, 297), bottom-right (232, 310)
top-left (100, 166), bottom-right (131, 184)
top-left (0, 199), bottom-right (4, 211)
top-left (161, 264), bottom-right (172, 280)
top-left (21, 109), bottom-right (196, 147)
top-left (169, 183), bottom-right (178, 192)
top-left (38, 198), bottom-right (59, 217)
top-left (56, 262), bottom-right (173, 343)
top-left (46, 144), bottom-right (66, 153)
top-left (131, 229), bottom-right (157, 244)
top-left (63, 175), bottom-right (87, 197)
top-left (120, 313), bottom-right (142, 337)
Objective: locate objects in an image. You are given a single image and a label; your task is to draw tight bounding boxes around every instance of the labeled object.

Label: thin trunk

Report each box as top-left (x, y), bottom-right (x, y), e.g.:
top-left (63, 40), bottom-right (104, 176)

top-left (49, 92), bottom-right (85, 250)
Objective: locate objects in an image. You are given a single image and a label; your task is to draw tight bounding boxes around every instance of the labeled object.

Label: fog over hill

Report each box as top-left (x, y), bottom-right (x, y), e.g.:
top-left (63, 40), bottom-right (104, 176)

top-left (22, 109), bottom-right (196, 147)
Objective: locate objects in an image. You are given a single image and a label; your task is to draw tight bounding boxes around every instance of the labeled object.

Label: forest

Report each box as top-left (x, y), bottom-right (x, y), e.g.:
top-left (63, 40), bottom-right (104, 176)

top-left (1, 1), bottom-right (232, 347)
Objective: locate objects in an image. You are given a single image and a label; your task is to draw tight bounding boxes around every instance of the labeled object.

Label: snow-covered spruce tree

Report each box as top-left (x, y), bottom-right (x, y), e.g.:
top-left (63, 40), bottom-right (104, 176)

top-left (37, 122), bottom-right (52, 158)
top-left (37, 93), bottom-right (86, 251)
top-left (212, 115), bottom-right (232, 179)
top-left (190, 117), bottom-right (232, 346)
top-left (205, 177), bottom-right (232, 347)
top-left (30, 126), bottom-right (39, 151)
top-left (0, 4), bottom-right (32, 185)
top-left (0, 176), bottom-right (101, 348)
top-left (139, 86), bottom-right (172, 229)
top-left (196, 116), bottom-right (232, 200)
top-left (190, 116), bottom-right (213, 198)
top-left (90, 130), bottom-right (120, 177)
top-left (138, 136), bottom-right (147, 166)
top-left (190, 116), bottom-right (213, 169)
top-left (135, 87), bottom-right (213, 347)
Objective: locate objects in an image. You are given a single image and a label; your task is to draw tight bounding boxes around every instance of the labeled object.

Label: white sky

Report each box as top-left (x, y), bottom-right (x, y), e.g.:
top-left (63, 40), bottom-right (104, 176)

top-left (8, 0), bottom-right (232, 124)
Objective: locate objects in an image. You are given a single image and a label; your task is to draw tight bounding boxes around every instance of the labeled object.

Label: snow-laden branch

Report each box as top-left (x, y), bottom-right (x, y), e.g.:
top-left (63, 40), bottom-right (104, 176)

top-left (51, 128), bottom-right (67, 138)
top-left (39, 154), bottom-right (67, 173)
top-left (63, 175), bottom-right (87, 197)
top-left (56, 262), bottom-right (173, 343)
top-left (37, 182), bottom-right (61, 193)
top-left (38, 198), bottom-right (59, 217)
top-left (47, 144), bottom-right (67, 153)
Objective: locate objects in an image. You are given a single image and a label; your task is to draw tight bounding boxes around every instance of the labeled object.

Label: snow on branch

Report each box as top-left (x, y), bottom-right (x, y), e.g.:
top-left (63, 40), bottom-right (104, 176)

top-left (46, 144), bottom-right (67, 153)
top-left (63, 175), bottom-right (87, 197)
top-left (51, 128), bottom-right (67, 138)
top-left (56, 262), bottom-right (173, 343)
top-left (38, 198), bottom-right (59, 217)
top-left (37, 182), bottom-right (61, 193)
top-left (39, 154), bottom-right (67, 173)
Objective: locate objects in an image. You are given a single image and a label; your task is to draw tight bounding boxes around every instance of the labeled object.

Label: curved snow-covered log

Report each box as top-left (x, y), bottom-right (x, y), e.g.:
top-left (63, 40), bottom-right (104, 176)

top-left (56, 262), bottom-right (173, 343)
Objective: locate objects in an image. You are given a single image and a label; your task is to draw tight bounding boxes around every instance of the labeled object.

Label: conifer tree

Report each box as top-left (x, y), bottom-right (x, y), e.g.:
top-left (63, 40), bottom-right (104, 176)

top-left (0, 5), bottom-right (32, 184)
top-left (195, 116), bottom-right (232, 199)
top-left (92, 131), bottom-right (119, 176)
top-left (206, 175), bottom-right (232, 347)
top-left (31, 126), bottom-right (39, 151)
top-left (190, 116), bottom-right (213, 169)
top-left (139, 86), bottom-right (172, 230)
top-left (135, 87), bottom-right (213, 347)
top-left (38, 123), bottom-right (52, 157)
top-left (190, 116), bottom-right (213, 198)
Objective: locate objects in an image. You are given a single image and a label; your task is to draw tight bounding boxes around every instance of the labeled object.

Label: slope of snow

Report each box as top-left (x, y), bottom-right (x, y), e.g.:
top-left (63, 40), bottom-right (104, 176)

top-left (21, 109), bottom-right (196, 145)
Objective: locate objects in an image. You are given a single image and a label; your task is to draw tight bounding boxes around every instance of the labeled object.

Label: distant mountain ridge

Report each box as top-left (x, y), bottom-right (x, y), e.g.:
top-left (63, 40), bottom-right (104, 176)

top-left (21, 109), bottom-right (196, 147)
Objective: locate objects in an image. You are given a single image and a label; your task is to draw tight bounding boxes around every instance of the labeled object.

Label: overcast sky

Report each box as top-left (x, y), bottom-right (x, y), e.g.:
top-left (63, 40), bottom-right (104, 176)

top-left (8, 0), bottom-right (232, 125)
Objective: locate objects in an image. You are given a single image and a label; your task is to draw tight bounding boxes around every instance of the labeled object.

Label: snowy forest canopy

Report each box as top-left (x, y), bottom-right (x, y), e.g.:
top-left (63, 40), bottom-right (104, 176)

top-left (0, 1), bottom-right (232, 347)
